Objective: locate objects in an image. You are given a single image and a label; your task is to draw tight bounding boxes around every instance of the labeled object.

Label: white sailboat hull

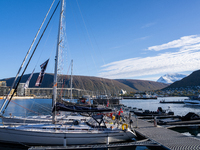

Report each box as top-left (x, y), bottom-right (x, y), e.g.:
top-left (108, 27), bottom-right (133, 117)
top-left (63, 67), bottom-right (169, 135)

top-left (0, 126), bottom-right (135, 145)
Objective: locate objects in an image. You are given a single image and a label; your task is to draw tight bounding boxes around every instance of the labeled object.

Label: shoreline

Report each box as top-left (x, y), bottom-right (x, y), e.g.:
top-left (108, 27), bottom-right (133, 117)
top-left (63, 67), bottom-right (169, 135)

top-left (0, 96), bottom-right (38, 100)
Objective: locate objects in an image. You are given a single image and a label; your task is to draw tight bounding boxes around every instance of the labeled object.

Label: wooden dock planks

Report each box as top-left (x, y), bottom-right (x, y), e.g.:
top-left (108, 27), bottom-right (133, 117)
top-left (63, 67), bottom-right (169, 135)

top-left (132, 118), bottom-right (200, 150)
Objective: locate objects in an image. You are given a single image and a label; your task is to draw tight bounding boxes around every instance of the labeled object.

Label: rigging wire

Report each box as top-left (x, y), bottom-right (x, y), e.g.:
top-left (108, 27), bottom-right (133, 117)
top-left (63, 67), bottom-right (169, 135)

top-left (26, 99), bottom-right (52, 115)
top-left (76, 0), bottom-right (118, 98)
top-left (8, 100), bottom-right (42, 115)
top-left (67, 1), bottom-right (94, 99)
top-left (1, 1), bottom-right (61, 115)
top-left (74, 0), bottom-right (111, 98)
top-left (60, 61), bottom-right (71, 98)
top-left (0, 0), bottom-right (56, 114)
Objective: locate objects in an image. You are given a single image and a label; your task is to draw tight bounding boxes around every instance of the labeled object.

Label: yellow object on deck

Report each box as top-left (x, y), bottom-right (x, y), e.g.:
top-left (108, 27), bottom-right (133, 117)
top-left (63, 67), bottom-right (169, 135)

top-left (112, 116), bottom-right (115, 120)
top-left (122, 123), bottom-right (128, 130)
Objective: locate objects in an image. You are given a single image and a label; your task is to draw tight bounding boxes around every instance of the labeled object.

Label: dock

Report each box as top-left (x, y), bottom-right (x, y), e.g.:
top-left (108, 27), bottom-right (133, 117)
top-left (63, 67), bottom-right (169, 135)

top-left (131, 116), bottom-right (200, 150)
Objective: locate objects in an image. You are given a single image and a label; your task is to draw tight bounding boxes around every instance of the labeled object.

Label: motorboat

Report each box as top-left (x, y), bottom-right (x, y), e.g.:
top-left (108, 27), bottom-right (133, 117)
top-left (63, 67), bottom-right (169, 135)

top-left (157, 112), bottom-right (200, 125)
top-left (133, 107), bottom-right (174, 116)
top-left (184, 96), bottom-right (200, 106)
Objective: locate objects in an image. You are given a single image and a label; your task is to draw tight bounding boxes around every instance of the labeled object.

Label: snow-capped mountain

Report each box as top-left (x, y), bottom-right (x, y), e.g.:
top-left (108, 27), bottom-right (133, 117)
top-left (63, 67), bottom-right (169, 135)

top-left (157, 73), bottom-right (187, 84)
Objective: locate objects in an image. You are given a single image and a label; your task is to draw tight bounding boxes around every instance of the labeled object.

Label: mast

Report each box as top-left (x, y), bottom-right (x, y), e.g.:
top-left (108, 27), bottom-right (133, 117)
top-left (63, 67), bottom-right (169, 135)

top-left (70, 60), bottom-right (73, 102)
top-left (0, 0), bottom-right (55, 115)
top-left (52, 0), bottom-right (64, 124)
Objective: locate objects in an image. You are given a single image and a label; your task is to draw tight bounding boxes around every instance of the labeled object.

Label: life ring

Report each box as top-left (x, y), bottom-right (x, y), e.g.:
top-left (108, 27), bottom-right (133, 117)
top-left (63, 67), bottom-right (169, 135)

top-left (112, 116), bottom-right (115, 120)
top-left (122, 123), bottom-right (128, 130)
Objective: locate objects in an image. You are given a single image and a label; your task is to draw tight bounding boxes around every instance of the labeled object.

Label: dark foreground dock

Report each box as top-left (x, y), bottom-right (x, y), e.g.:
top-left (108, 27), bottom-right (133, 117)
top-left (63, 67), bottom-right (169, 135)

top-left (132, 116), bottom-right (200, 150)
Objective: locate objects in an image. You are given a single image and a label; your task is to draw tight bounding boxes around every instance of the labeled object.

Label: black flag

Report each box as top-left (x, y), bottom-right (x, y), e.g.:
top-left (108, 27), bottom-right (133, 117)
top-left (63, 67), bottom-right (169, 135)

top-left (35, 59), bottom-right (49, 86)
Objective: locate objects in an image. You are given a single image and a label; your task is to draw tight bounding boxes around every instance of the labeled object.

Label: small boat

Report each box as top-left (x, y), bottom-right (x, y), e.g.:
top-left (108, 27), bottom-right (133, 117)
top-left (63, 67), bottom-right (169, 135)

top-left (157, 112), bottom-right (200, 125)
top-left (184, 95), bottom-right (200, 106)
top-left (160, 100), bottom-right (184, 104)
top-left (133, 107), bottom-right (174, 116)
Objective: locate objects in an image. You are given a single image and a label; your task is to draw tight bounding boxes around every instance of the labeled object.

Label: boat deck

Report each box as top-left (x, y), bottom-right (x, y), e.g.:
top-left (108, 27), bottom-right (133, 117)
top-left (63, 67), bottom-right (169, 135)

top-left (130, 116), bottom-right (200, 150)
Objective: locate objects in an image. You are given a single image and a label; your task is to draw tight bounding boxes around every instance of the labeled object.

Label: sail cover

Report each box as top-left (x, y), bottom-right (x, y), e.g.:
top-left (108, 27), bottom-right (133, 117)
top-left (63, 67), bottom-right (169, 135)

top-left (52, 102), bottom-right (112, 112)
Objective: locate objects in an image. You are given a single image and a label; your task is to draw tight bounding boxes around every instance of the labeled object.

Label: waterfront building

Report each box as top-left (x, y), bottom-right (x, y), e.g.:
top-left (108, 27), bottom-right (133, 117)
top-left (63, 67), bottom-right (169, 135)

top-left (25, 87), bottom-right (92, 98)
top-left (0, 81), bottom-right (6, 87)
top-left (0, 81), bottom-right (9, 96)
top-left (17, 83), bottom-right (26, 96)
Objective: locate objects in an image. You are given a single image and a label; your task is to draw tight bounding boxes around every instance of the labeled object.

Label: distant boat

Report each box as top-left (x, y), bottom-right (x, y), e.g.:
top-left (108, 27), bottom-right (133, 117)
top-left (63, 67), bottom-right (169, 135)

top-left (133, 107), bottom-right (174, 116)
top-left (157, 112), bottom-right (200, 125)
top-left (184, 95), bottom-right (200, 106)
top-left (123, 97), bottom-right (157, 100)
top-left (123, 93), bottom-right (157, 99)
top-left (160, 100), bottom-right (184, 104)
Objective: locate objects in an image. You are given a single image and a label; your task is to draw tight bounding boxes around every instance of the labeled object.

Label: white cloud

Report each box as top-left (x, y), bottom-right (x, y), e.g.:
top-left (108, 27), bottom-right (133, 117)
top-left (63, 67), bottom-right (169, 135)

top-left (148, 35), bottom-right (200, 51)
top-left (141, 22), bottom-right (156, 29)
top-left (138, 36), bottom-right (149, 40)
top-left (99, 35), bottom-right (200, 79)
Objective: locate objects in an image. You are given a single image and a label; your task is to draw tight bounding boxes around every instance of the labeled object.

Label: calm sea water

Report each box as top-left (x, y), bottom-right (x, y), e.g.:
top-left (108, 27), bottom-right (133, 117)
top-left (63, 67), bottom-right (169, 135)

top-left (120, 96), bottom-right (200, 116)
top-left (0, 97), bottom-right (199, 150)
top-left (2, 97), bottom-right (198, 116)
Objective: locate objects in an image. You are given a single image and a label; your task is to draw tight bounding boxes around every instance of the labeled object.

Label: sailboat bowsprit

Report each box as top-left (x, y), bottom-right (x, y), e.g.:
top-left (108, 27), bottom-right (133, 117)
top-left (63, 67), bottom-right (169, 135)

top-left (0, 0), bottom-right (136, 146)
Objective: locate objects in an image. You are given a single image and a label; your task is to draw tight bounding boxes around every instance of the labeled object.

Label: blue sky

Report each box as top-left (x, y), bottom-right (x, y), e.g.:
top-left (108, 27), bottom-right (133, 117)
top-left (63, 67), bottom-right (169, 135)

top-left (1, 0), bottom-right (200, 81)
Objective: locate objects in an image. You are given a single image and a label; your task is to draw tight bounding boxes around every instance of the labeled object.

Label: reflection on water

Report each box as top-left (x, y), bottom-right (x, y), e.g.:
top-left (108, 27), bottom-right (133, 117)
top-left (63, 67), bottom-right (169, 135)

top-left (170, 126), bottom-right (200, 138)
top-left (0, 143), bottom-right (27, 150)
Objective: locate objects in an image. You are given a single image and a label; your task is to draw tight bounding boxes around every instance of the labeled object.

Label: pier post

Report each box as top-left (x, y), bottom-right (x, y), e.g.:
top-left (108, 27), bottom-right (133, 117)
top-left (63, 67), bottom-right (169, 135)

top-left (135, 115), bottom-right (138, 128)
top-left (154, 116), bottom-right (157, 127)
top-left (107, 135), bottom-right (109, 145)
top-left (63, 137), bottom-right (67, 147)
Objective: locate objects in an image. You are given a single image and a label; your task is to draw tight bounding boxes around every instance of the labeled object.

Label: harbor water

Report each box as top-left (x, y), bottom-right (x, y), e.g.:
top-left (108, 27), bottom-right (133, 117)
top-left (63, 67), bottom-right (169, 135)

top-left (120, 96), bottom-right (200, 116)
top-left (0, 96), bottom-right (199, 149)
top-left (120, 96), bottom-right (200, 140)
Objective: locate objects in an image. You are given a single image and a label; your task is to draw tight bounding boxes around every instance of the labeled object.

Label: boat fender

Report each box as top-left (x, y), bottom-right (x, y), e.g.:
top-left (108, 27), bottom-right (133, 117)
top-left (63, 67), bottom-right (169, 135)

top-left (73, 120), bottom-right (79, 125)
top-left (112, 116), bottom-right (115, 120)
top-left (122, 123), bottom-right (128, 130)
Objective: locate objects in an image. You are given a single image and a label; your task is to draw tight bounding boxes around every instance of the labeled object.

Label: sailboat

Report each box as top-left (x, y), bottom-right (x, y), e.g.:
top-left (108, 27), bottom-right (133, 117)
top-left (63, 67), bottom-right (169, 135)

top-left (0, 0), bottom-right (136, 146)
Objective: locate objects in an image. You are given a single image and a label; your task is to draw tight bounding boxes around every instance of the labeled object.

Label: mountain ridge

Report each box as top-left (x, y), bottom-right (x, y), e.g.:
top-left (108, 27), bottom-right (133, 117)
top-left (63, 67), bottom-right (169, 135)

top-left (163, 70), bottom-right (200, 89)
top-left (157, 73), bottom-right (186, 84)
top-left (1, 73), bottom-right (168, 93)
